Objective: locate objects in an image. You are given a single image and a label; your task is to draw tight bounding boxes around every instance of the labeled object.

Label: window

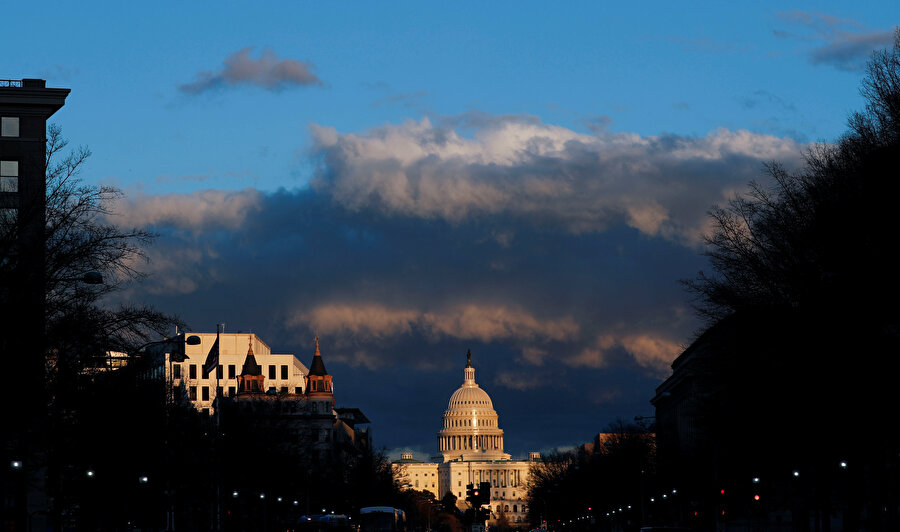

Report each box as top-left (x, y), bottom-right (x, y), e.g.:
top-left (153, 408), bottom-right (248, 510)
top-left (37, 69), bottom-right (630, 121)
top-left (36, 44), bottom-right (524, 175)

top-left (228, 386), bottom-right (236, 396)
top-left (280, 386), bottom-right (287, 394)
top-left (1, 117), bottom-right (19, 137)
top-left (295, 386), bottom-right (302, 393)
top-left (216, 386), bottom-right (223, 397)
top-left (268, 365), bottom-right (276, 379)
top-left (0, 161), bottom-right (18, 193)
top-left (0, 208), bottom-right (16, 225)
top-left (172, 364), bottom-right (181, 378)
top-left (202, 386), bottom-right (209, 401)
top-left (189, 364), bottom-right (197, 379)
top-left (513, 505), bottom-right (518, 513)
top-left (281, 365), bottom-right (288, 379)
top-left (216, 366), bottom-right (223, 379)
top-left (189, 386), bottom-right (197, 400)
top-left (226, 364), bottom-right (234, 379)
top-left (202, 366), bottom-right (210, 379)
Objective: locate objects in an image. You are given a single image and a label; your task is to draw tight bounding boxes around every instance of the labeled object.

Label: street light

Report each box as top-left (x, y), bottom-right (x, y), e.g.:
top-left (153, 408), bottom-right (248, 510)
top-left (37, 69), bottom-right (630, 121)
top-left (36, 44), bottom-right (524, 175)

top-left (10, 460), bottom-right (22, 470)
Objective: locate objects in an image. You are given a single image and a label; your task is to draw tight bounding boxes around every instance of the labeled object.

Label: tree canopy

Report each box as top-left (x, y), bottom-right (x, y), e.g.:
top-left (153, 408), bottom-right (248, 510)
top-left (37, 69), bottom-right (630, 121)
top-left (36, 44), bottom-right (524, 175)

top-left (685, 31), bottom-right (900, 332)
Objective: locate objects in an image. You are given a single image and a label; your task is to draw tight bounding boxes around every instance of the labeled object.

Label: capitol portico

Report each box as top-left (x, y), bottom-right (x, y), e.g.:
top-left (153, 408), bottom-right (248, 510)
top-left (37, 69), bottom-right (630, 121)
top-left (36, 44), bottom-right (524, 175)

top-left (394, 351), bottom-right (540, 526)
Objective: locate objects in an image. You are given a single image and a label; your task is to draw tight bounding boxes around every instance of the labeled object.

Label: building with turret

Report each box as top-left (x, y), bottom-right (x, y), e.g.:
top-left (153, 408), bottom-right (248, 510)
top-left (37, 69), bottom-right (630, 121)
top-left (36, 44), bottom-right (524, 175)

top-left (167, 332), bottom-right (371, 454)
top-left (394, 351), bottom-right (540, 526)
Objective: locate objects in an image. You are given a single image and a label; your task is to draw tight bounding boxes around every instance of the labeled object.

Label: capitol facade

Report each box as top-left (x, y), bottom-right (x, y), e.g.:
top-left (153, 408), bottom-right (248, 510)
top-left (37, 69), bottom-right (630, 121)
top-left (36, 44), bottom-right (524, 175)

top-left (394, 351), bottom-right (540, 525)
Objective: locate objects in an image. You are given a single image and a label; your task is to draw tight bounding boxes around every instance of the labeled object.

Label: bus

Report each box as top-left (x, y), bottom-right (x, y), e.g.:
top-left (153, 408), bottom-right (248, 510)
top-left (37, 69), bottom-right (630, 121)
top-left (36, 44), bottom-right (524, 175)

top-left (359, 506), bottom-right (406, 532)
top-left (297, 513), bottom-right (353, 532)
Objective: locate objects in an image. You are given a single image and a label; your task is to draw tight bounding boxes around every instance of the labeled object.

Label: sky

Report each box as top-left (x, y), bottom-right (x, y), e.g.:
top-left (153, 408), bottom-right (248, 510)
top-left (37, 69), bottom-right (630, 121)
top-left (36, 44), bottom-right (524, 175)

top-left (5, 2), bottom-right (898, 458)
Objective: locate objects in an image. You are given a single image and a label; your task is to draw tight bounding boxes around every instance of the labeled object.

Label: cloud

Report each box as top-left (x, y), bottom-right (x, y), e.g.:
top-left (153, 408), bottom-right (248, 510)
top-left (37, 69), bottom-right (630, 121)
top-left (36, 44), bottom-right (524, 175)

top-left (775, 12), bottom-right (896, 71)
top-left (739, 90), bottom-right (797, 112)
top-left (619, 334), bottom-right (682, 376)
top-left (291, 302), bottom-right (579, 344)
top-left (179, 47), bottom-right (323, 94)
top-left (494, 371), bottom-right (545, 391)
top-left (519, 347), bottom-right (549, 366)
top-left (115, 181), bottom-right (703, 455)
top-left (584, 115), bottom-right (613, 134)
top-left (566, 332), bottom-right (680, 377)
top-left (114, 188), bottom-right (263, 231)
top-left (310, 115), bottom-right (805, 245)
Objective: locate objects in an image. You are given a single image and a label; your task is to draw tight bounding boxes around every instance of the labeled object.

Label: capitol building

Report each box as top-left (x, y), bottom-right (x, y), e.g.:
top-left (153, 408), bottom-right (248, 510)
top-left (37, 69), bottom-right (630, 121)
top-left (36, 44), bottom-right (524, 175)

top-left (394, 351), bottom-right (540, 525)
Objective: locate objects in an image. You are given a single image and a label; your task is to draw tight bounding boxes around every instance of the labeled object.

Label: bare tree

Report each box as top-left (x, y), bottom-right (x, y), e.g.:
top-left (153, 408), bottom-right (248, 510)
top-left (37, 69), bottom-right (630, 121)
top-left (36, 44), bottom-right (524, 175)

top-left (684, 31), bottom-right (900, 326)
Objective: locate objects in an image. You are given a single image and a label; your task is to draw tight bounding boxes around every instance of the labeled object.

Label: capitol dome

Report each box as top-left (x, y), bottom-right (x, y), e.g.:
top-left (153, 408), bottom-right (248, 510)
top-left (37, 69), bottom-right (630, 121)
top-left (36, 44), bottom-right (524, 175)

top-left (437, 350), bottom-right (510, 462)
top-left (447, 384), bottom-right (493, 409)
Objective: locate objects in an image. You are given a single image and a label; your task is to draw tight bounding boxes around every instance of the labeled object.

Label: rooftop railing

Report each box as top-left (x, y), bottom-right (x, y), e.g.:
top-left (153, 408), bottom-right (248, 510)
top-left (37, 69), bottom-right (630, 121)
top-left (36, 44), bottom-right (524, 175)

top-left (1, 80), bottom-right (24, 88)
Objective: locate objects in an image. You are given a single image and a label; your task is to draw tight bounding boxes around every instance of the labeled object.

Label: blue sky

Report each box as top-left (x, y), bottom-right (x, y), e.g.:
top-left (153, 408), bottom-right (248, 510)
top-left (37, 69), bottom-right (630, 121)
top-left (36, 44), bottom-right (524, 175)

top-left (5, 1), bottom-right (898, 456)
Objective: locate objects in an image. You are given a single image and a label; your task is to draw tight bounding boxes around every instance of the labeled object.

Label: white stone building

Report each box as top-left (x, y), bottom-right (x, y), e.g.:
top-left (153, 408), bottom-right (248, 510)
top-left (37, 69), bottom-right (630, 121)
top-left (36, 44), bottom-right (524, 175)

top-left (394, 351), bottom-right (540, 526)
top-left (170, 332), bottom-right (308, 414)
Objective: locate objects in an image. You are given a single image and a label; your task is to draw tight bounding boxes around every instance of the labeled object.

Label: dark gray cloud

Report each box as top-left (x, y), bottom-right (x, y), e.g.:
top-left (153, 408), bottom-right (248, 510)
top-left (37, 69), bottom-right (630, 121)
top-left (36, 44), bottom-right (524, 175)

top-left (112, 113), bottom-right (809, 454)
top-left (584, 115), bottom-right (613, 134)
top-left (775, 11), bottom-right (896, 71)
top-left (178, 47), bottom-right (323, 94)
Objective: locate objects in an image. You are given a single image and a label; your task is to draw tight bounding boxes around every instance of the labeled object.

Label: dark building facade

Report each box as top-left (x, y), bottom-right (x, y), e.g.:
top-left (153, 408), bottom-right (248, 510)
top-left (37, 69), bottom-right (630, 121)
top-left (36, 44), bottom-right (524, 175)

top-left (652, 310), bottom-right (900, 530)
top-left (1, 78), bottom-right (70, 405)
top-left (1, 78), bottom-right (69, 531)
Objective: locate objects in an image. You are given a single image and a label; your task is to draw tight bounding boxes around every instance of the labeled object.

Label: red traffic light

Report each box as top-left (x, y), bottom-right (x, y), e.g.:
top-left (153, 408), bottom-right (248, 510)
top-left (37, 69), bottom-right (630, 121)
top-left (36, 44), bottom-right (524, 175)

top-left (473, 490), bottom-right (479, 496)
top-left (720, 489), bottom-right (725, 495)
top-left (753, 495), bottom-right (760, 501)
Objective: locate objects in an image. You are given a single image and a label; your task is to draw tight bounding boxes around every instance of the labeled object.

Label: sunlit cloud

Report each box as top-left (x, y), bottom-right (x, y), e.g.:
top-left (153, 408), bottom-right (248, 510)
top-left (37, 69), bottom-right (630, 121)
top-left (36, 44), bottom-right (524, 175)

top-left (179, 47), bottom-right (323, 94)
top-left (311, 116), bottom-right (805, 245)
top-left (290, 302), bottom-right (578, 344)
top-left (114, 188), bottom-right (262, 231)
top-left (566, 332), bottom-right (681, 377)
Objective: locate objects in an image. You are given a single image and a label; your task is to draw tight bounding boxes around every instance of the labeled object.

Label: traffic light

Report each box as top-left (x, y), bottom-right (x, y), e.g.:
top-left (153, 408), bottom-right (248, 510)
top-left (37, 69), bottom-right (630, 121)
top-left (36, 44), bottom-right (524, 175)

top-left (466, 483), bottom-right (475, 504)
top-left (478, 481), bottom-right (491, 506)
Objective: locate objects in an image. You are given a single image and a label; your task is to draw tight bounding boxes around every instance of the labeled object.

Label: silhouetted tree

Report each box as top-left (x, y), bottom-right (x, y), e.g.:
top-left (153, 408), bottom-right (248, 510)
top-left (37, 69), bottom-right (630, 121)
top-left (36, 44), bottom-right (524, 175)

top-left (677, 32), bottom-right (900, 530)
top-left (1, 125), bottom-right (183, 531)
top-left (685, 31), bottom-right (900, 327)
top-left (526, 421), bottom-right (656, 530)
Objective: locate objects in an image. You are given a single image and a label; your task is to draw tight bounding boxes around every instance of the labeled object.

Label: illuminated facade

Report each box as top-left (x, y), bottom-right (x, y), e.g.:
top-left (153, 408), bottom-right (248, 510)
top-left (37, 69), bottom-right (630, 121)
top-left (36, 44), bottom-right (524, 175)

top-left (394, 351), bottom-right (540, 526)
top-left (170, 332), bottom-right (308, 413)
